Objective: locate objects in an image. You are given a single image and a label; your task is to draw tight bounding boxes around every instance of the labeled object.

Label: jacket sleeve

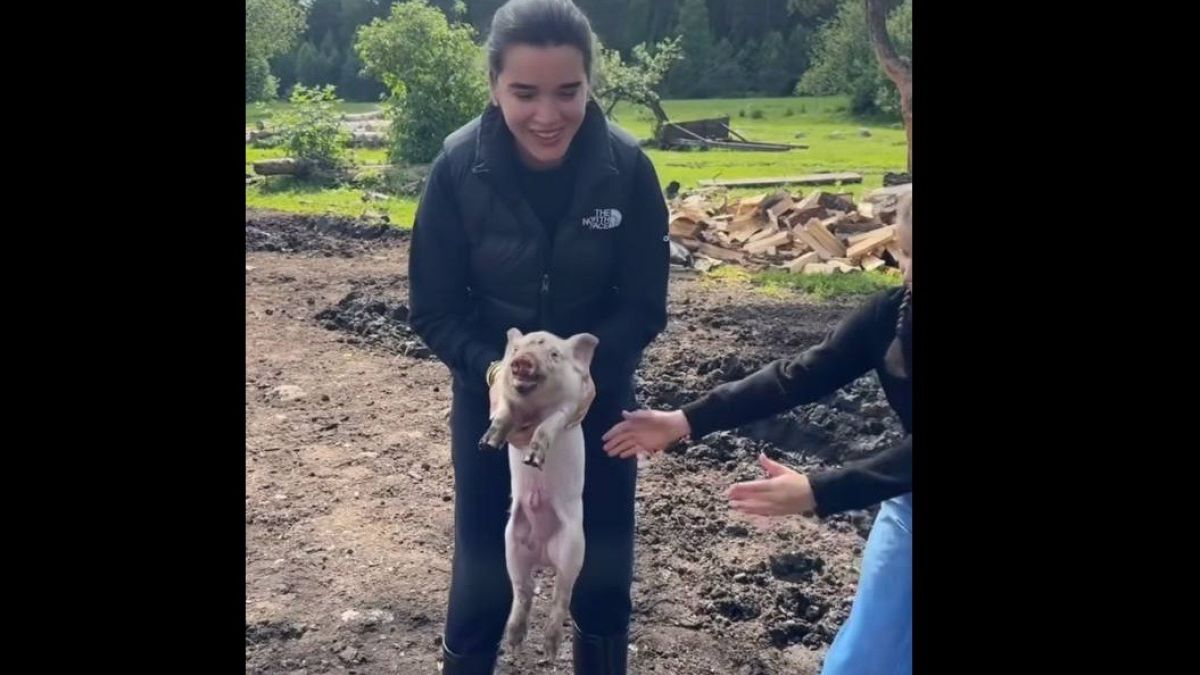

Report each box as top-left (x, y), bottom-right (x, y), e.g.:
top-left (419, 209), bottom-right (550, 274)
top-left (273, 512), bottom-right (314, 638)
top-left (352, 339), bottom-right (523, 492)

top-left (808, 436), bottom-right (911, 517)
top-left (680, 291), bottom-right (892, 439)
top-left (407, 153), bottom-right (503, 383)
top-left (588, 151), bottom-right (670, 389)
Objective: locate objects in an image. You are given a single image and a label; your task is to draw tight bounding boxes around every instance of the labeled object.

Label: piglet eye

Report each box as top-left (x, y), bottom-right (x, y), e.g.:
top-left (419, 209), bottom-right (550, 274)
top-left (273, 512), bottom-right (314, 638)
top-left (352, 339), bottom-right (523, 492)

top-left (551, 351), bottom-right (560, 359)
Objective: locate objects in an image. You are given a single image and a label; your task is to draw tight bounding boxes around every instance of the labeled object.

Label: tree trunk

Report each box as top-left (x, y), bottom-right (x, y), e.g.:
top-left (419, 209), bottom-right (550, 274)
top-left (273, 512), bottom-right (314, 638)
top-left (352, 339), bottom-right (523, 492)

top-left (865, 0), bottom-right (912, 174)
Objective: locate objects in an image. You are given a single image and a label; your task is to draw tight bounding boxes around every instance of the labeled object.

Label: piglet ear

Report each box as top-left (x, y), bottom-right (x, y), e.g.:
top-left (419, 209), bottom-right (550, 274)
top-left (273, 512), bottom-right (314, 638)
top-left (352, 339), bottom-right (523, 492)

top-left (566, 333), bottom-right (598, 369)
top-left (506, 327), bottom-right (523, 344)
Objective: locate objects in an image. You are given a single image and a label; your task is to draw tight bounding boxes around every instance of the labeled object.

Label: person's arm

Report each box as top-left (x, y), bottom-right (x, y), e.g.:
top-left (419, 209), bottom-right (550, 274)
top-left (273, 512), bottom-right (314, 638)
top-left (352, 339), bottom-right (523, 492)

top-left (680, 291), bottom-right (893, 439)
top-left (588, 152), bottom-right (669, 389)
top-left (727, 437), bottom-right (910, 518)
top-left (407, 153), bottom-right (503, 383)
top-left (808, 436), bottom-right (911, 517)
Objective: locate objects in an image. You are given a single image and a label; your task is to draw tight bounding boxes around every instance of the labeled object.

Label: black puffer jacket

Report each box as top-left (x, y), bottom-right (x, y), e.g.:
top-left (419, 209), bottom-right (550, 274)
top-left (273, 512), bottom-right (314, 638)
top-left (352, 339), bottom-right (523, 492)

top-left (408, 100), bottom-right (669, 402)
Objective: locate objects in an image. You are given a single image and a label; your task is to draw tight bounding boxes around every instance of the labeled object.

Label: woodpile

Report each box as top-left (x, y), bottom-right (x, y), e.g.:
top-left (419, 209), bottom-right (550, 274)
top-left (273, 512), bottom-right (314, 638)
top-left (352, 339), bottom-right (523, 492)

top-left (667, 183), bottom-right (910, 274)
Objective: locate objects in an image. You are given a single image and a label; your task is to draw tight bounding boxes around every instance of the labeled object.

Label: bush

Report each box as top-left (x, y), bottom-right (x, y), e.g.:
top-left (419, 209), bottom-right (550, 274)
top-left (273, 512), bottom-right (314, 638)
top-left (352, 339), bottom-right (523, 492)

top-left (356, 0), bottom-right (488, 164)
top-left (270, 85), bottom-right (349, 174)
top-left (749, 109), bottom-right (765, 119)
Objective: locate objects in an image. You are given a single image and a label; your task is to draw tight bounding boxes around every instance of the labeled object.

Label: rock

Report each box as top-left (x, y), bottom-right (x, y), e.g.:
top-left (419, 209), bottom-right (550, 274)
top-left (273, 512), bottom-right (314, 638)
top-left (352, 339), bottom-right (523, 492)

top-left (272, 385), bottom-right (307, 402)
top-left (858, 128), bottom-right (871, 137)
top-left (338, 646), bottom-right (360, 662)
top-left (340, 608), bottom-right (395, 632)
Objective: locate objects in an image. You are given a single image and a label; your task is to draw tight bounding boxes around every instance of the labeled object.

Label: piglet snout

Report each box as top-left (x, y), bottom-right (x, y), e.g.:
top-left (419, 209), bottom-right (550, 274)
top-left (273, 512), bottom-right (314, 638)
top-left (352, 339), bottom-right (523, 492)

top-left (511, 354), bottom-right (537, 379)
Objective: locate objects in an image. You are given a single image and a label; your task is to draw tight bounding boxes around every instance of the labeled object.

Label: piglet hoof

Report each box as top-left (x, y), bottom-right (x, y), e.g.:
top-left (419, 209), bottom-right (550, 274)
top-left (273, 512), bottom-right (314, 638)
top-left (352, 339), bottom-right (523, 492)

top-left (522, 451), bottom-right (545, 470)
top-left (478, 434), bottom-right (506, 452)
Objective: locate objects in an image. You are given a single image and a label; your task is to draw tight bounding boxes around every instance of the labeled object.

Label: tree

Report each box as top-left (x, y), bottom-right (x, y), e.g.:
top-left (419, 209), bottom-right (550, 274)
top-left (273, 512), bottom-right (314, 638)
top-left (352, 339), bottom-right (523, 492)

top-left (755, 31), bottom-right (791, 96)
top-left (667, 0), bottom-right (717, 98)
top-left (796, 0), bottom-right (910, 116)
top-left (356, 0), bottom-right (489, 164)
top-left (246, 0), bottom-right (306, 101)
top-left (708, 39), bottom-right (747, 98)
top-left (593, 36), bottom-right (683, 127)
top-left (865, 0), bottom-right (911, 171)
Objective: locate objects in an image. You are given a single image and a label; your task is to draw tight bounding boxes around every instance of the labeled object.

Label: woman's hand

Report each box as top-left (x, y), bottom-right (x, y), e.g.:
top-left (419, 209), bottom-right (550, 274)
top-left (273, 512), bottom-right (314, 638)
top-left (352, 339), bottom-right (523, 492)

top-left (727, 454), bottom-right (817, 516)
top-left (602, 409), bottom-right (691, 459)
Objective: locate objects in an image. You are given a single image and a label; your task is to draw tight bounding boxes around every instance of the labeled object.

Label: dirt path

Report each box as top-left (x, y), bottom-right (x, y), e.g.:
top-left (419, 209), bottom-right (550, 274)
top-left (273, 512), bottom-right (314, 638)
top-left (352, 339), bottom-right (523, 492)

top-left (245, 211), bottom-right (901, 674)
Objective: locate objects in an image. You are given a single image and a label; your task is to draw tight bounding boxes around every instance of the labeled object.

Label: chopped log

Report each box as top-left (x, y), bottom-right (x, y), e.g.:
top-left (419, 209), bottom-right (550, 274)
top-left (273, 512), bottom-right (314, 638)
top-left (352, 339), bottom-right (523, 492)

top-left (861, 255), bottom-right (887, 271)
top-left (747, 225), bottom-right (781, 244)
top-left (728, 216), bottom-right (764, 242)
top-left (803, 218), bottom-right (848, 257)
top-left (791, 191), bottom-right (827, 222)
top-left (846, 225), bottom-right (897, 259)
top-left (791, 227), bottom-right (832, 260)
top-left (828, 259), bottom-right (860, 273)
top-left (695, 241), bottom-right (748, 263)
top-left (785, 251), bottom-right (822, 273)
top-left (744, 230), bottom-right (792, 254)
top-left (676, 237), bottom-right (702, 252)
top-left (766, 194), bottom-right (795, 220)
top-left (698, 173), bottom-right (863, 189)
top-left (819, 193), bottom-right (857, 212)
top-left (669, 218), bottom-right (704, 239)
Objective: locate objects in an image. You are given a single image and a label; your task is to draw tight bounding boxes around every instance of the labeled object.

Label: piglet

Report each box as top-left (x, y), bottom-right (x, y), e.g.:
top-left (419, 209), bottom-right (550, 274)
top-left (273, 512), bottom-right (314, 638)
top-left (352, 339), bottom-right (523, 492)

top-left (479, 328), bottom-right (598, 658)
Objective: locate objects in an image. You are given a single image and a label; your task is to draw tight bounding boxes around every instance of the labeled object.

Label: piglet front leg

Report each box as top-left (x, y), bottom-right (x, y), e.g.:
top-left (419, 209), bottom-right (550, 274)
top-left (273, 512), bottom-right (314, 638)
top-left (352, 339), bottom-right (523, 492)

top-left (523, 408), bottom-right (571, 469)
top-left (480, 404), bottom-right (515, 452)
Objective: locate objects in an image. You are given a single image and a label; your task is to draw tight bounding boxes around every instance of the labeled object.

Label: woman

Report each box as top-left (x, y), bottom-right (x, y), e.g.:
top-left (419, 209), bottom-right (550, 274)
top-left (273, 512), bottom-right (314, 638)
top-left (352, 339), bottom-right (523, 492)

top-left (407, 1), bottom-right (668, 672)
top-left (604, 190), bottom-right (914, 675)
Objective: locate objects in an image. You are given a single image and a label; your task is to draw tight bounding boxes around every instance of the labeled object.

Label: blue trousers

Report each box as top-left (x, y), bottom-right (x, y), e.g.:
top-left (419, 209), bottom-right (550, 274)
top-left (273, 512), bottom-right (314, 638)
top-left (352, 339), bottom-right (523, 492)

top-left (822, 493), bottom-right (913, 675)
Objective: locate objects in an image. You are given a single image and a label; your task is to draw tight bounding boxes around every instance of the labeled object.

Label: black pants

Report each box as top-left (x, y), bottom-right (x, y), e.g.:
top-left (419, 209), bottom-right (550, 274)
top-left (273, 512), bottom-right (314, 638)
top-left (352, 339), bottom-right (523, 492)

top-left (443, 379), bottom-right (638, 657)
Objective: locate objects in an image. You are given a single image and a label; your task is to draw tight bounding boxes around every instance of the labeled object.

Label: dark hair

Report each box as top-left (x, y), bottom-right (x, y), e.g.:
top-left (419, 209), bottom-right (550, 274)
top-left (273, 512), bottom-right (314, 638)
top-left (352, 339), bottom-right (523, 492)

top-left (485, 0), bottom-right (596, 83)
top-left (885, 190), bottom-right (912, 378)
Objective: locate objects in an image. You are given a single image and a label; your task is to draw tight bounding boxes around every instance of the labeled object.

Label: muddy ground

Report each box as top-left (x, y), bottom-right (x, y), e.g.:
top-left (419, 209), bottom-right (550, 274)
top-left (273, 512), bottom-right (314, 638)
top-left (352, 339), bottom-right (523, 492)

top-left (245, 210), bottom-right (902, 674)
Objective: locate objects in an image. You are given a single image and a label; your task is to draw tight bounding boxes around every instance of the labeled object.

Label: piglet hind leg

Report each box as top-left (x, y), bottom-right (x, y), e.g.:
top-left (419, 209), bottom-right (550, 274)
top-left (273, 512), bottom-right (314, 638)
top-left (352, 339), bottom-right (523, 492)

top-left (503, 504), bottom-right (536, 650)
top-left (541, 501), bottom-right (584, 661)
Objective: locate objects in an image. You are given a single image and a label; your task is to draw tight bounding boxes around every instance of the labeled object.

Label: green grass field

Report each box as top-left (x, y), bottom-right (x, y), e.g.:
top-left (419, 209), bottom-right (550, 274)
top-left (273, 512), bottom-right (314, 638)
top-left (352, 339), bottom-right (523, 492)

top-left (246, 96), bottom-right (905, 297)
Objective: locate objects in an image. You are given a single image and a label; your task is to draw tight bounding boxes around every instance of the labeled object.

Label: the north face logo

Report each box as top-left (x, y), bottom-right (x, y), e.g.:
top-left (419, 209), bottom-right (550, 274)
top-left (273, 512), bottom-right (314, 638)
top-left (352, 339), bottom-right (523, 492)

top-left (581, 208), bottom-right (622, 230)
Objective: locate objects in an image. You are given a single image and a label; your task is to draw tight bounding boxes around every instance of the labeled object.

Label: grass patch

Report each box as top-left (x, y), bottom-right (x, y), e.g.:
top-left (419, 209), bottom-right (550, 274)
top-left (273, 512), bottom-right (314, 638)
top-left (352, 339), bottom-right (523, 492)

top-left (754, 268), bottom-right (901, 299)
top-left (246, 178), bottom-right (418, 227)
top-left (701, 264), bottom-right (901, 300)
top-left (614, 96), bottom-right (906, 197)
top-left (246, 101), bottom-right (380, 126)
top-left (244, 96), bottom-right (905, 221)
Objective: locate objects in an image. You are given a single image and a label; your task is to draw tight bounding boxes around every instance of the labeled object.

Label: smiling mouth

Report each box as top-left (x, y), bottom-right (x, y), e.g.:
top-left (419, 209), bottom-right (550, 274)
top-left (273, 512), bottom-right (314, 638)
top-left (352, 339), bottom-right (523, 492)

top-left (530, 129), bottom-right (562, 143)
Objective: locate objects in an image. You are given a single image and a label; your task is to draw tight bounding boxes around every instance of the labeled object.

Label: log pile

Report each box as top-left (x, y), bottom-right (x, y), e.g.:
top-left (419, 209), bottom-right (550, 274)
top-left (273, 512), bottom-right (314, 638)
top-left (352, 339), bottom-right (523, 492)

top-left (668, 183), bottom-right (911, 274)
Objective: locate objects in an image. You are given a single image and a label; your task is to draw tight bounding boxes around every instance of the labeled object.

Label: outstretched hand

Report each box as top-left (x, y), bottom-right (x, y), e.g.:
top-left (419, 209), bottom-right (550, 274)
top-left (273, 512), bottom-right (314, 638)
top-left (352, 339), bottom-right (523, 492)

top-left (726, 454), bottom-right (817, 517)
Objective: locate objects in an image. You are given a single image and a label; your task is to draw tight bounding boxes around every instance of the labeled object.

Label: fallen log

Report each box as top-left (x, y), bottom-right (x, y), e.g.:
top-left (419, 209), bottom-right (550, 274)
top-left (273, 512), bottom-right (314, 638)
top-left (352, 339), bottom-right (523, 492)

top-left (699, 173), bottom-right (863, 189)
top-left (253, 158), bottom-right (311, 176)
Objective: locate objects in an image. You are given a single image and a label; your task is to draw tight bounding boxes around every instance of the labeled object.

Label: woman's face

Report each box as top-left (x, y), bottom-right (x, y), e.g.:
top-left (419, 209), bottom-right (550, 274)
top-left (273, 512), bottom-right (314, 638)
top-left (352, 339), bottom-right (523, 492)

top-left (491, 44), bottom-right (589, 170)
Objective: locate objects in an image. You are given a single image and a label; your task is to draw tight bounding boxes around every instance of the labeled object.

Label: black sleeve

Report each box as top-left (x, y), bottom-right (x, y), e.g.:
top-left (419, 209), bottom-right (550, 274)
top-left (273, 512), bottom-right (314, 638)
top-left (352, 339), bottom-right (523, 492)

top-left (808, 436), bottom-right (911, 517)
top-left (680, 291), bottom-right (892, 439)
top-left (407, 153), bottom-right (503, 383)
top-left (589, 151), bottom-right (669, 389)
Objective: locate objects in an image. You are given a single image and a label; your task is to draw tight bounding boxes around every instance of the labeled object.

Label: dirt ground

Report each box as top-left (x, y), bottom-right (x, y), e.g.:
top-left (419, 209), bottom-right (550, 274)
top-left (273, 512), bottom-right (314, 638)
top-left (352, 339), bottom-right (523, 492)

top-left (245, 211), bottom-right (904, 674)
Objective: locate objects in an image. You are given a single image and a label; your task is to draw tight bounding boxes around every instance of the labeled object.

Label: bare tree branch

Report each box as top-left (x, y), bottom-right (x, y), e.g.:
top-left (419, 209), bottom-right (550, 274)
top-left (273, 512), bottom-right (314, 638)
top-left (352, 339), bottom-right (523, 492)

top-left (865, 0), bottom-right (912, 173)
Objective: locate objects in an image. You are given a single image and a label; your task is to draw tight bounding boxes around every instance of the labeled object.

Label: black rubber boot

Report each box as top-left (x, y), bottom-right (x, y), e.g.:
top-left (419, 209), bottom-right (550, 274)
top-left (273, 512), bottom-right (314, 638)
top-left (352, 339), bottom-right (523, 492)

top-left (439, 642), bottom-right (497, 675)
top-left (571, 622), bottom-right (628, 675)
